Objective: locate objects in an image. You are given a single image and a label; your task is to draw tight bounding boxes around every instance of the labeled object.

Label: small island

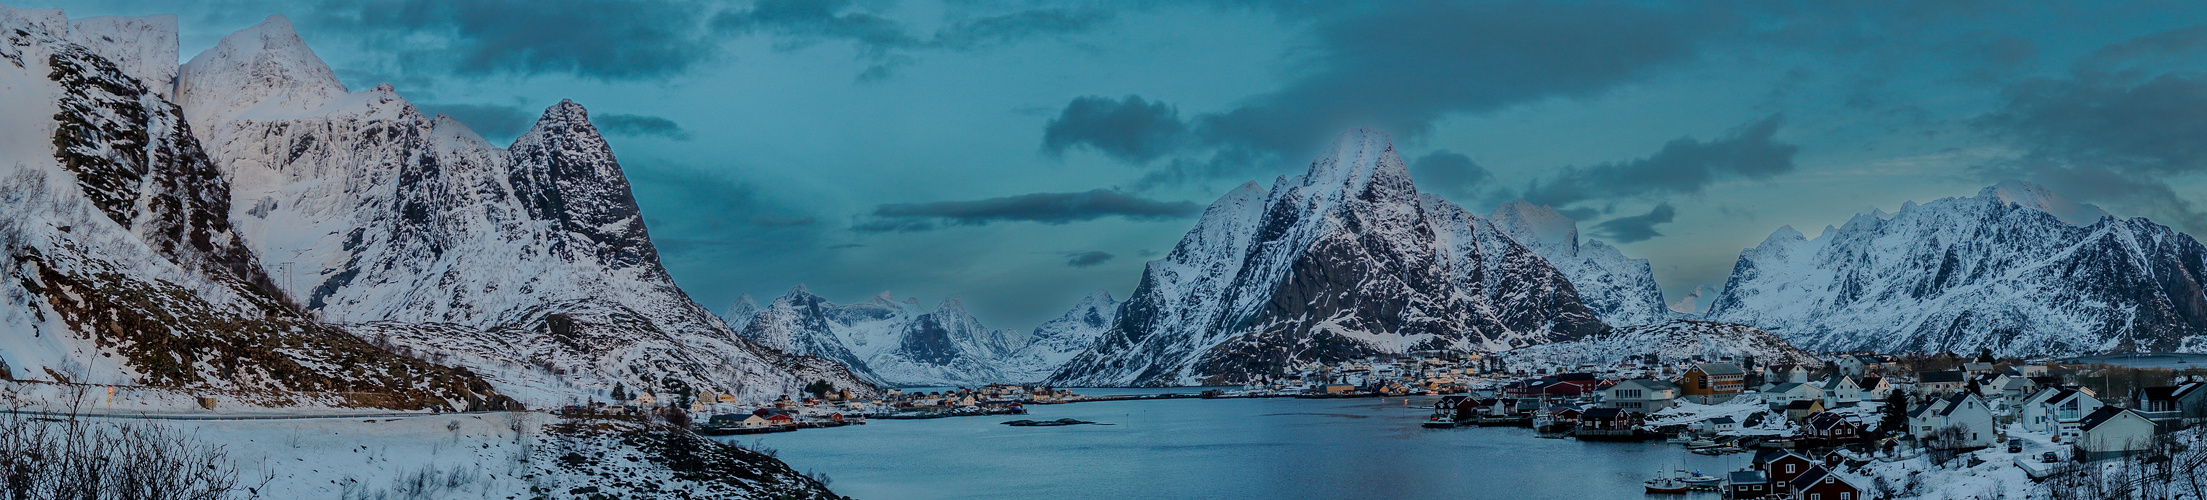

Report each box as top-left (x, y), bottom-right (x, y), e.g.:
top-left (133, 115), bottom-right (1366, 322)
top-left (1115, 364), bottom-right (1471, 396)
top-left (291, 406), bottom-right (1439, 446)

top-left (1001, 418), bottom-right (1099, 427)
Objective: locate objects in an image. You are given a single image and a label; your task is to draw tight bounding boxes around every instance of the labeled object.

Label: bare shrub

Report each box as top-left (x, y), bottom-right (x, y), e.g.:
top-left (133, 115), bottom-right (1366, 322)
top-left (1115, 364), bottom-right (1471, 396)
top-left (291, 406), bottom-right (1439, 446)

top-left (0, 401), bottom-right (239, 500)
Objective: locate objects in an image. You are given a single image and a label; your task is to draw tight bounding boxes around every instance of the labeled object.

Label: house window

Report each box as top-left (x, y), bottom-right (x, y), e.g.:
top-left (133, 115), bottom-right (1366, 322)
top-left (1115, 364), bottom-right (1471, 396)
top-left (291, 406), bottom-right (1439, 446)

top-left (1811, 494), bottom-right (1821, 500)
top-left (1787, 464), bottom-right (1796, 474)
top-left (1842, 493), bottom-right (1852, 500)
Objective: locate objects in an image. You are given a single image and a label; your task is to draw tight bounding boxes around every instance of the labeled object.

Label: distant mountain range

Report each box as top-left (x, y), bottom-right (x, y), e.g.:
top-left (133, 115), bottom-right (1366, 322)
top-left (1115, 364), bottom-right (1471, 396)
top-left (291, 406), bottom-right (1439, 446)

top-left (0, 10), bottom-right (867, 407)
top-left (730, 287), bottom-right (1118, 387)
top-left (1703, 180), bottom-right (2207, 357)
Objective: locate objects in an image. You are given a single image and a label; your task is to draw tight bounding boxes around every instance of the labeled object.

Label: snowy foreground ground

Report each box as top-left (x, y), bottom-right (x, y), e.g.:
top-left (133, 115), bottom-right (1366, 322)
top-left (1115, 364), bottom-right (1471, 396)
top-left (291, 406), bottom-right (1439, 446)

top-left (0, 401), bottom-right (843, 499)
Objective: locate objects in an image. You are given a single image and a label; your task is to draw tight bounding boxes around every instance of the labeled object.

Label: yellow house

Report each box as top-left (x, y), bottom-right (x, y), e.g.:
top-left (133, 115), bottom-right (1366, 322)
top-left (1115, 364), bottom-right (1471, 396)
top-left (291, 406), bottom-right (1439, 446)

top-left (636, 392), bottom-right (657, 405)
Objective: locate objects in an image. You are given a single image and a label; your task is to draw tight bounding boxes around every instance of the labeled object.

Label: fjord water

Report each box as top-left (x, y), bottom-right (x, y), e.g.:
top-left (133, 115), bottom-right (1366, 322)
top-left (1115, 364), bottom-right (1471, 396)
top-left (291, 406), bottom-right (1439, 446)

top-left (732, 389), bottom-right (1739, 499)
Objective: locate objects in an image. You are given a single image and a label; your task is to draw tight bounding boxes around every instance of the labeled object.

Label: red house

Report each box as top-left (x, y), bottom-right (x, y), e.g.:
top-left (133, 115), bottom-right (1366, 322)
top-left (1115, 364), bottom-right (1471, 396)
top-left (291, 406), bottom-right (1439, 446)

top-left (1805, 412), bottom-right (1863, 442)
top-left (765, 413), bottom-right (796, 425)
top-left (1578, 407), bottom-right (1635, 430)
top-left (1787, 465), bottom-right (1864, 500)
top-left (1754, 450), bottom-right (1818, 486)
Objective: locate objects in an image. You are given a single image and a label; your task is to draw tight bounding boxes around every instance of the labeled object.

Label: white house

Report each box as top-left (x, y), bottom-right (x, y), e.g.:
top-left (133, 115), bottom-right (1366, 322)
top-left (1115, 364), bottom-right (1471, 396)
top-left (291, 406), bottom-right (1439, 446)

top-left (2076, 407), bottom-right (2159, 460)
top-left (1911, 392), bottom-right (1996, 449)
top-left (1821, 373), bottom-right (1862, 406)
top-left (1602, 379), bottom-right (1682, 413)
top-left (1764, 364), bottom-right (1813, 388)
top-left (2019, 388), bottom-right (2104, 440)
top-left (1767, 382), bottom-right (1826, 408)
top-left (1860, 376), bottom-right (1893, 400)
top-left (1915, 371), bottom-right (1968, 395)
top-left (1837, 354), bottom-right (1890, 378)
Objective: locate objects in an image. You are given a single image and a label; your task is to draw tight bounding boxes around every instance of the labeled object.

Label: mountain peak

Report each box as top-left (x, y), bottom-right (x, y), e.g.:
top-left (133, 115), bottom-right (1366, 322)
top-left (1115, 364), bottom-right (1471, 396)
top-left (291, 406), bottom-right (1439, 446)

top-left (1300, 128), bottom-right (1408, 192)
top-left (1980, 180), bottom-right (2110, 225)
top-left (67, 14), bottom-right (180, 99)
top-left (177, 14), bottom-right (346, 128)
top-left (1489, 199), bottom-right (1580, 257)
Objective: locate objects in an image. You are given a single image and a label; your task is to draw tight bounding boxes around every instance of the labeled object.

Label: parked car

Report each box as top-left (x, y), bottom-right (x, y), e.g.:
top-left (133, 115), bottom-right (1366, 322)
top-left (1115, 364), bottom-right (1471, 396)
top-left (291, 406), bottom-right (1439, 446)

top-left (2041, 452), bottom-right (2061, 463)
top-left (2007, 441), bottom-right (2023, 453)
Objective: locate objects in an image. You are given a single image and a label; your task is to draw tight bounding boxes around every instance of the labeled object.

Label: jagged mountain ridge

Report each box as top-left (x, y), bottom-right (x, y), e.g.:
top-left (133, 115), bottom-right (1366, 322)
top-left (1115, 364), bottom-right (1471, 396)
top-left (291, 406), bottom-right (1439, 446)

top-left (1706, 180), bottom-right (2207, 356)
top-left (736, 287), bottom-right (1113, 386)
top-left (1488, 200), bottom-right (1671, 326)
top-left (166, 15), bottom-right (866, 405)
top-left (1499, 320), bottom-right (1819, 370)
top-left (1048, 130), bottom-right (1607, 387)
top-left (0, 7), bottom-right (508, 410)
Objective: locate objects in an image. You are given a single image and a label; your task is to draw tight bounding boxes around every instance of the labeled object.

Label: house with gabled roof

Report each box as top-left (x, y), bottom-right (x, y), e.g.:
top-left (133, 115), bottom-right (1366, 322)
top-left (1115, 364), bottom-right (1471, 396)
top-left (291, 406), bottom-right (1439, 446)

top-left (1911, 392), bottom-right (1995, 449)
top-left (1821, 373), bottom-right (1862, 406)
top-left (2076, 406), bottom-right (2158, 460)
top-left (1753, 450), bottom-right (1818, 486)
top-left (1678, 362), bottom-right (1746, 403)
top-left (1728, 469), bottom-right (1771, 499)
top-left (1787, 464), bottom-right (1864, 500)
top-left (2020, 387), bottom-right (2103, 440)
top-left (2135, 382), bottom-right (2205, 423)
top-left (1915, 370), bottom-right (1967, 395)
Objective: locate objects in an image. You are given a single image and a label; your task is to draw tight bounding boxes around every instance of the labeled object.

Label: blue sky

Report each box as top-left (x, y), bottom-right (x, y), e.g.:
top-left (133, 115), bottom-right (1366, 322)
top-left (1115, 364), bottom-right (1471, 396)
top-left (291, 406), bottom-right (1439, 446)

top-left (30, 0), bottom-right (2207, 328)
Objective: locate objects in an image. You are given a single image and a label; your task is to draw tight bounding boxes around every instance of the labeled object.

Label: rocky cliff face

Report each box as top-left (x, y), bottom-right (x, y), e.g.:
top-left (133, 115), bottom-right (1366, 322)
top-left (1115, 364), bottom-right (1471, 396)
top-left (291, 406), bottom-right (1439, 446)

top-left (163, 15), bottom-right (865, 405)
top-left (1047, 130), bottom-right (1606, 387)
top-left (1706, 181), bottom-right (2207, 356)
top-left (0, 7), bottom-right (507, 410)
top-left (1488, 200), bottom-right (1671, 326)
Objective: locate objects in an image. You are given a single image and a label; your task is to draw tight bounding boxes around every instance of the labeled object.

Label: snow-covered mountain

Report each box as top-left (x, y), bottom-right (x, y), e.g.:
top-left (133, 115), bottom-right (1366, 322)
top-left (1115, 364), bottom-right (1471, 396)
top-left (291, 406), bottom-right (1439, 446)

top-left (1489, 200), bottom-right (1671, 326)
top-left (0, 7), bottom-right (507, 410)
top-left (1048, 130), bottom-right (1607, 387)
top-left (722, 294), bottom-right (763, 332)
top-left (736, 287), bottom-right (1097, 386)
top-left (1706, 180), bottom-right (2207, 356)
top-left (164, 15), bottom-right (866, 405)
top-left (1499, 320), bottom-right (1819, 370)
top-left (1670, 284), bottom-right (1722, 315)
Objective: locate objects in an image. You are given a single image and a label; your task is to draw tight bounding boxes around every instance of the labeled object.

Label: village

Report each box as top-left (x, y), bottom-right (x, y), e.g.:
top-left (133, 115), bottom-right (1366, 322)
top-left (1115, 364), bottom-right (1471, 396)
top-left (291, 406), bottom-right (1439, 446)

top-left (541, 349), bottom-right (2207, 498)
top-left (1344, 350), bottom-right (2207, 498)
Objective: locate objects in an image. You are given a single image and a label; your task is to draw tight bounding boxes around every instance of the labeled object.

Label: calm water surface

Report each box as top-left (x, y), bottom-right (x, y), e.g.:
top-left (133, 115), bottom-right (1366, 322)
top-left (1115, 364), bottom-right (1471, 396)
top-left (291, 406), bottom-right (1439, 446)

top-left (729, 388), bottom-right (1746, 500)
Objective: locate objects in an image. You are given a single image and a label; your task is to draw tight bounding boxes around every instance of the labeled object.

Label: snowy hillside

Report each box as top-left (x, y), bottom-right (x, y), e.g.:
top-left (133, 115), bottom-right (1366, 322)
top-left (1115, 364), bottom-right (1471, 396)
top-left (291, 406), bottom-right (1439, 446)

top-left (1488, 200), bottom-right (1671, 326)
top-left (0, 6), bottom-right (506, 410)
top-left (1049, 130), bottom-right (1606, 387)
top-left (1706, 180), bottom-right (2207, 356)
top-left (1499, 320), bottom-right (1819, 370)
top-left (736, 287), bottom-right (1104, 386)
top-left (160, 15), bottom-right (866, 405)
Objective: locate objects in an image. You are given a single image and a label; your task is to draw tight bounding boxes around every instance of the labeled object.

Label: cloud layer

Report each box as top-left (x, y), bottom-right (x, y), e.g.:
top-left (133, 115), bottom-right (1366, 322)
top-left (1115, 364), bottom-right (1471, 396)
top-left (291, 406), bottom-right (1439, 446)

top-left (857, 189), bottom-right (1201, 232)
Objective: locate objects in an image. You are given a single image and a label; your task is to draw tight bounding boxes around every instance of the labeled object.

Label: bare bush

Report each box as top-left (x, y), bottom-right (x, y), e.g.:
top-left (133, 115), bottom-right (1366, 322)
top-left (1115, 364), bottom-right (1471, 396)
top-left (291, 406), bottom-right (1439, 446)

top-left (0, 402), bottom-right (238, 500)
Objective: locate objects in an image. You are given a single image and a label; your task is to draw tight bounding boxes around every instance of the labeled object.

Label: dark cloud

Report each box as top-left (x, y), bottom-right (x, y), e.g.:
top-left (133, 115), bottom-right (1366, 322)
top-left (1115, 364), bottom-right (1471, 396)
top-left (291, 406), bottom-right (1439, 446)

top-left (596, 113), bottom-right (693, 141)
top-left (857, 189), bottom-right (1201, 232)
top-left (1192, 2), bottom-right (1734, 160)
top-left (1974, 25), bottom-right (2207, 232)
top-left (1522, 114), bottom-right (1798, 207)
top-left (1408, 150), bottom-right (1491, 199)
top-left (1064, 251), bottom-right (1114, 267)
top-left (1589, 203), bottom-right (1677, 243)
top-left (1043, 95), bottom-right (1188, 163)
top-left (713, 0), bottom-right (1110, 80)
top-left (413, 102), bottom-right (531, 141)
top-left (326, 0), bottom-right (719, 80)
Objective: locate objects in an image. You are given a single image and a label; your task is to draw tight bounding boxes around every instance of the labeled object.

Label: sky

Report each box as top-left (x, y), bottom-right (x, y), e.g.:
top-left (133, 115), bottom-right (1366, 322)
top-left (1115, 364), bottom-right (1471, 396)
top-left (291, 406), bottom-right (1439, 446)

top-left (25, 0), bottom-right (2207, 329)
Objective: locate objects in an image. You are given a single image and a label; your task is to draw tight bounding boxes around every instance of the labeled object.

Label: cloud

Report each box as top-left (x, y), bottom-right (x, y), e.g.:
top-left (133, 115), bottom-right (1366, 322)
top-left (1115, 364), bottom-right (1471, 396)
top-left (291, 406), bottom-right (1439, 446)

top-left (596, 113), bottom-right (693, 140)
top-left (1192, 2), bottom-right (1733, 159)
top-left (1043, 95), bottom-right (1188, 163)
top-left (1973, 25), bottom-right (2207, 232)
top-left (1064, 251), bottom-right (1114, 267)
top-left (1522, 114), bottom-right (1798, 207)
top-left (712, 0), bottom-right (1111, 80)
top-left (1589, 203), bottom-right (1677, 243)
top-left (826, 243), bottom-right (865, 249)
top-left (1408, 150), bottom-right (1492, 199)
top-left (414, 102), bottom-right (532, 141)
top-left (325, 0), bottom-right (721, 80)
top-left (856, 189), bottom-right (1201, 232)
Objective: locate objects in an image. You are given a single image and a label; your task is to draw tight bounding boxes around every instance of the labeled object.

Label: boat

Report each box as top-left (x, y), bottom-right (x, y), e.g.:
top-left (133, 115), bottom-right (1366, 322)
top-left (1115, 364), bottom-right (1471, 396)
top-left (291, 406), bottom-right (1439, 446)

top-left (1680, 471), bottom-right (1722, 488)
top-left (1644, 472), bottom-right (1689, 494)
top-left (1683, 439), bottom-right (1722, 449)
top-left (1422, 418), bottom-right (1458, 429)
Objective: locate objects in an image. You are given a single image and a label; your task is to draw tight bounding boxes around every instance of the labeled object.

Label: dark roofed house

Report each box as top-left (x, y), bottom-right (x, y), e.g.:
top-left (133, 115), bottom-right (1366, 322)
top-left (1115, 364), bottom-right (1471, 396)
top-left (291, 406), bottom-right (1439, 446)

top-left (1785, 399), bottom-right (1825, 423)
top-left (1756, 450), bottom-right (1818, 485)
top-left (1916, 370), bottom-right (1968, 395)
top-left (2076, 406), bottom-right (2158, 460)
top-left (2136, 382), bottom-right (2205, 422)
top-left (1787, 464), bottom-right (1863, 500)
top-left (1729, 469), bottom-right (1771, 499)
